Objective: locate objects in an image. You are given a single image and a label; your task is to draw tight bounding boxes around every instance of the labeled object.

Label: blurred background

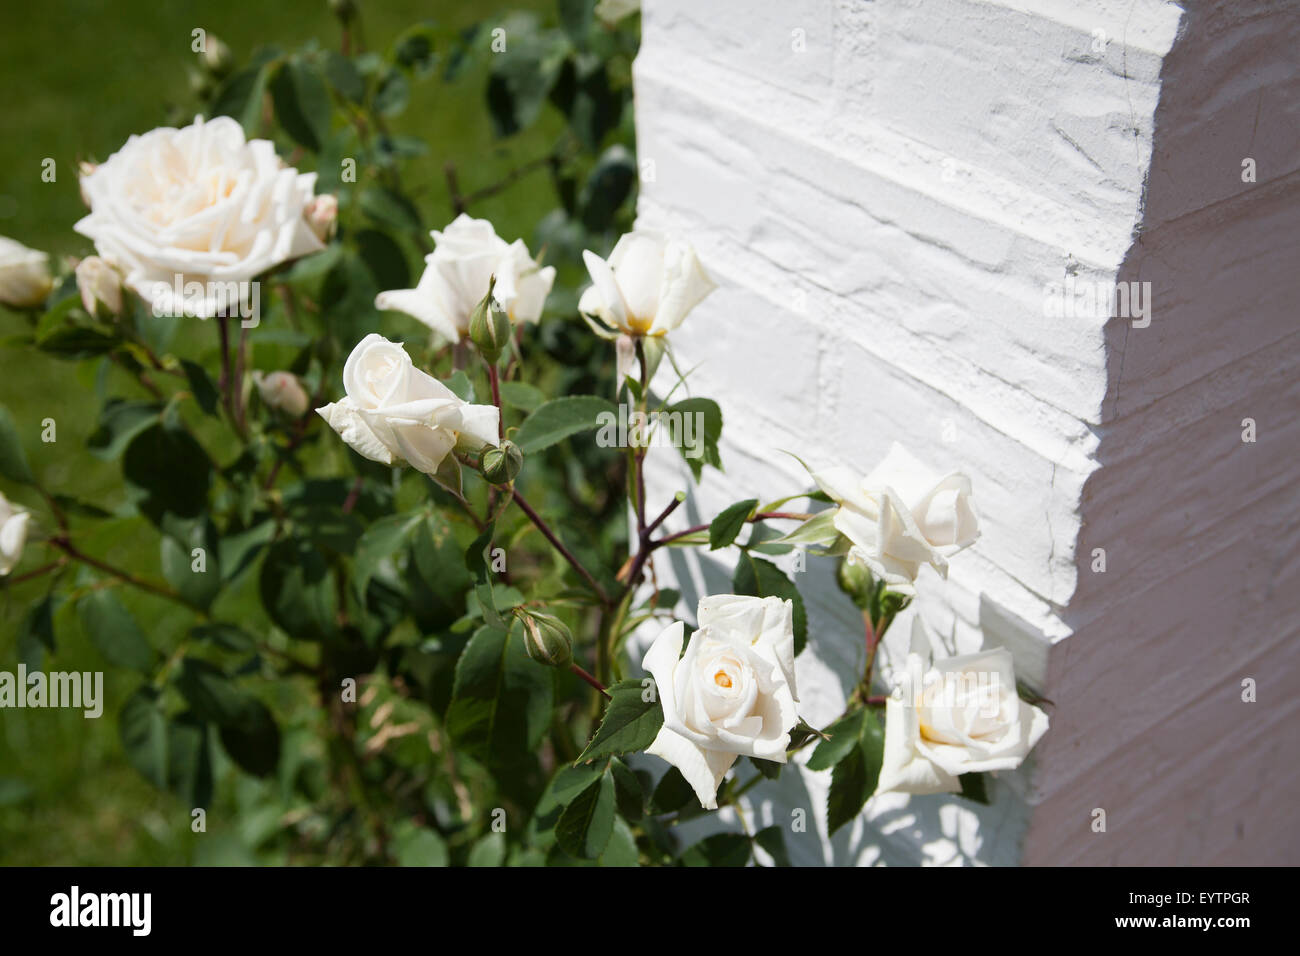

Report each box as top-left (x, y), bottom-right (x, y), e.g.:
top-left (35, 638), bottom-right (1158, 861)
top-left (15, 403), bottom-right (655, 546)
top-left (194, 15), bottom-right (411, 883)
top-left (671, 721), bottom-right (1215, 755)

top-left (0, 0), bottom-right (636, 865)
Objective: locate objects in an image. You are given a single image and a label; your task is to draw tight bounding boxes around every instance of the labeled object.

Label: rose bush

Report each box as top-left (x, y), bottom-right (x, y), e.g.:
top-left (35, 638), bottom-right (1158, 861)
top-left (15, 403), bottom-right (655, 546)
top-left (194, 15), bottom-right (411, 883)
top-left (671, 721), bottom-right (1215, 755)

top-left (0, 1), bottom-right (1047, 867)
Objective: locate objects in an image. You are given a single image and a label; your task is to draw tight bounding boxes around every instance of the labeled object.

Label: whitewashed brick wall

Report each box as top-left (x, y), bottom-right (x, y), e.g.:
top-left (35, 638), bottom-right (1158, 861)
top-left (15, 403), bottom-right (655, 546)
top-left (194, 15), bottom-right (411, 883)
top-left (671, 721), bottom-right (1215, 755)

top-left (630, 0), bottom-right (1300, 864)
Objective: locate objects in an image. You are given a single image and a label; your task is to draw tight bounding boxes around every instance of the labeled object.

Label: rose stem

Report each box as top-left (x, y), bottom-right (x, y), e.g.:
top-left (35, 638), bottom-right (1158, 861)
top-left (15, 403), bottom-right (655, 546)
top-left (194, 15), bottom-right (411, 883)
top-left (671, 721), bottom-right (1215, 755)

top-left (510, 489), bottom-right (609, 605)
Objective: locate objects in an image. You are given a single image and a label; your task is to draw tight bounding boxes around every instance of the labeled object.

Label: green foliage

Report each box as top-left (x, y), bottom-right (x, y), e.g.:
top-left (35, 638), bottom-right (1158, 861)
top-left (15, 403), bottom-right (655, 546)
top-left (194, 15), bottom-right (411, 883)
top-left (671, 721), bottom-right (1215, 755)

top-left (0, 0), bottom-right (951, 869)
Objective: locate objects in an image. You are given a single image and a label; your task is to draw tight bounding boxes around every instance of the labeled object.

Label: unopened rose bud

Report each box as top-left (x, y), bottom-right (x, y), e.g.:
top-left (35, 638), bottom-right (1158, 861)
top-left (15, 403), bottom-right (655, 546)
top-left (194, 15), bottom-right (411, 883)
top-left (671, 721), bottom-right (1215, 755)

top-left (201, 36), bottom-right (234, 77)
top-left (468, 277), bottom-right (511, 363)
top-left (480, 440), bottom-right (522, 485)
top-left (836, 557), bottom-right (876, 610)
top-left (329, 0), bottom-right (358, 23)
top-left (516, 610), bottom-right (573, 668)
top-left (75, 256), bottom-right (123, 318)
top-left (0, 236), bottom-right (53, 309)
top-left (252, 370), bottom-right (311, 418)
top-left (305, 194), bottom-right (338, 242)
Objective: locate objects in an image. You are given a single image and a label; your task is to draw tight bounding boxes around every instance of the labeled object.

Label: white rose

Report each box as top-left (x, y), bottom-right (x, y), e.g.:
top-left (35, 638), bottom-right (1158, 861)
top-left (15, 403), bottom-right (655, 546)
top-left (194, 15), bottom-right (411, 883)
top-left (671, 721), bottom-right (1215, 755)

top-left (642, 594), bottom-right (800, 810)
top-left (252, 370), bottom-right (310, 418)
top-left (75, 256), bottom-right (123, 317)
top-left (74, 115), bottom-right (324, 319)
top-left (0, 492), bottom-right (31, 576)
top-left (579, 230), bottom-right (716, 337)
top-left (876, 620), bottom-right (1049, 796)
top-left (0, 236), bottom-right (53, 309)
top-left (316, 333), bottom-right (499, 474)
top-left (813, 442), bottom-right (979, 591)
top-left (375, 214), bottom-right (555, 342)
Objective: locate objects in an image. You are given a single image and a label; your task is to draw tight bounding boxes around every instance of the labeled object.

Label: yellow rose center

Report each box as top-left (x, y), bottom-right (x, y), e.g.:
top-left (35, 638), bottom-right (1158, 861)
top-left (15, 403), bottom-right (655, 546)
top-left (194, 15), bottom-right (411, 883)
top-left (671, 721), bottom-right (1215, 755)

top-left (713, 670), bottom-right (732, 689)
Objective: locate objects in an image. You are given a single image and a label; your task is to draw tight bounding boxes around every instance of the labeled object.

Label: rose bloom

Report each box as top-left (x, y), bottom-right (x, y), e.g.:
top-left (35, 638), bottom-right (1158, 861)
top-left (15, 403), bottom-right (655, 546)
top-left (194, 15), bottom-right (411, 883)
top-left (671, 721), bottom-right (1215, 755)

top-left (375, 214), bottom-right (555, 343)
top-left (317, 334), bottom-right (499, 475)
top-left (75, 115), bottom-right (324, 319)
top-left (877, 625), bottom-right (1049, 796)
top-left (642, 594), bottom-right (799, 809)
top-left (0, 492), bottom-right (31, 576)
top-left (0, 236), bottom-right (53, 309)
top-left (813, 442), bottom-right (978, 591)
top-left (252, 370), bottom-right (310, 418)
top-left (579, 230), bottom-right (716, 337)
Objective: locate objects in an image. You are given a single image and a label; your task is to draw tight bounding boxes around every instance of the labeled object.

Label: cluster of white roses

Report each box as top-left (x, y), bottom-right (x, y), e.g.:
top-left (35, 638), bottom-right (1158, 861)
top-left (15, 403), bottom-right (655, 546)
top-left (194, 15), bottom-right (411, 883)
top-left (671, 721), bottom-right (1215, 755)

top-left (0, 109), bottom-right (1050, 826)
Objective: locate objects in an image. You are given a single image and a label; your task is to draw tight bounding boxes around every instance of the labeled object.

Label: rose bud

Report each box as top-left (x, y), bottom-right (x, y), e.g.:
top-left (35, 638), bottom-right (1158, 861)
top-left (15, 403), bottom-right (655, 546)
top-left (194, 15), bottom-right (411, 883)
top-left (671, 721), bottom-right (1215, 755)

top-left (252, 370), bottom-right (311, 418)
top-left (468, 277), bottom-right (511, 363)
top-left (480, 440), bottom-right (522, 486)
top-left (201, 36), bottom-right (234, 77)
top-left (75, 256), bottom-right (124, 318)
top-left (305, 194), bottom-right (338, 242)
top-left (516, 610), bottom-right (574, 668)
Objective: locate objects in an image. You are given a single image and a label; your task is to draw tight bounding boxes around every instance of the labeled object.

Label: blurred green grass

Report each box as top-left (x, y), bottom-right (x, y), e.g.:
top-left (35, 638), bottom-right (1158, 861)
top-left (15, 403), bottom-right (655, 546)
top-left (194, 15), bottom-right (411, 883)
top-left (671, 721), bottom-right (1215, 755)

top-left (0, 0), bottom-right (561, 865)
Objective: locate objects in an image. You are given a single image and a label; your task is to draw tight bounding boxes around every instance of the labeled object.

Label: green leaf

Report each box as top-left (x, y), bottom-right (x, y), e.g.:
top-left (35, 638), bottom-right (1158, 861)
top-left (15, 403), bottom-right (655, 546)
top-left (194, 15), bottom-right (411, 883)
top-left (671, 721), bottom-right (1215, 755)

top-left (579, 144), bottom-right (636, 232)
top-left (190, 623), bottom-right (256, 652)
top-left (392, 821), bottom-right (449, 867)
top-left (443, 369), bottom-right (475, 403)
top-left (486, 23), bottom-right (569, 137)
top-left (353, 512), bottom-right (423, 595)
top-left (87, 400), bottom-right (162, 461)
top-left (679, 832), bottom-right (751, 867)
top-left (173, 659), bottom-right (282, 778)
top-left (123, 422), bottom-right (211, 523)
top-left (119, 687), bottom-right (168, 790)
top-left (806, 708), bottom-right (867, 772)
top-left (648, 766), bottom-right (694, 815)
top-left (513, 395), bottom-right (616, 454)
top-left (322, 50), bottom-right (364, 102)
top-left (609, 757), bottom-right (644, 822)
top-left (180, 361), bottom-right (220, 416)
top-left (600, 816), bottom-right (639, 867)
top-left (217, 701), bottom-right (280, 777)
top-left (373, 68), bottom-right (410, 117)
top-left (754, 825), bottom-right (792, 867)
top-left (270, 59), bottom-right (332, 152)
top-left (210, 63), bottom-right (272, 136)
top-left (444, 623), bottom-right (554, 765)
top-left (0, 404), bottom-right (34, 484)
top-left (359, 187), bottom-right (422, 236)
top-left (258, 537), bottom-right (338, 642)
top-left (79, 590), bottom-right (154, 673)
top-left (558, 0), bottom-right (594, 47)
top-left (468, 831), bottom-right (507, 867)
top-left (19, 594), bottom-right (60, 656)
top-left (959, 771), bottom-right (992, 805)
top-left (575, 679), bottom-right (664, 764)
top-left (34, 325), bottom-right (118, 359)
top-left (732, 552), bottom-right (808, 655)
top-left (556, 771), bottom-right (616, 860)
top-left (748, 755), bottom-right (782, 780)
top-left (775, 509), bottom-right (839, 547)
top-left (709, 498), bottom-right (758, 550)
top-left (173, 658), bottom-right (255, 728)
top-left (499, 380), bottom-right (544, 413)
top-left (119, 687), bottom-right (212, 806)
top-left (826, 709), bottom-right (885, 835)
top-left (666, 397), bottom-right (722, 480)
top-left (160, 522), bottom-right (221, 611)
